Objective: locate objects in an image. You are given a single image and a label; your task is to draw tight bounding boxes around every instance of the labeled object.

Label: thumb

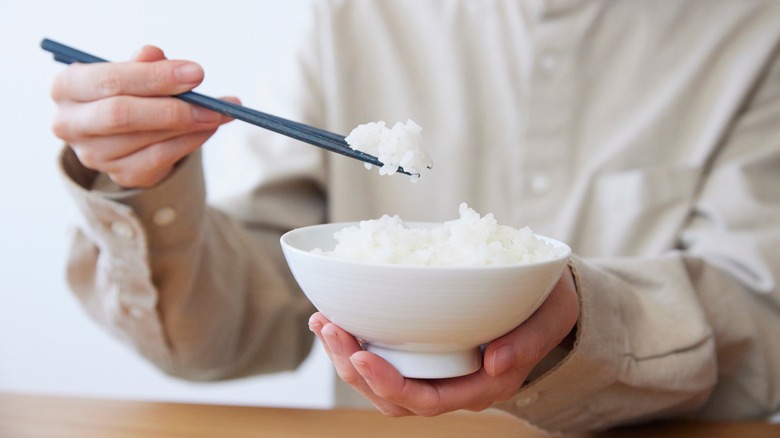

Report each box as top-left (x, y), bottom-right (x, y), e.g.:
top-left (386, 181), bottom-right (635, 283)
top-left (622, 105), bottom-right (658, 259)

top-left (215, 96), bottom-right (243, 124)
top-left (220, 96), bottom-right (242, 105)
top-left (132, 45), bottom-right (167, 62)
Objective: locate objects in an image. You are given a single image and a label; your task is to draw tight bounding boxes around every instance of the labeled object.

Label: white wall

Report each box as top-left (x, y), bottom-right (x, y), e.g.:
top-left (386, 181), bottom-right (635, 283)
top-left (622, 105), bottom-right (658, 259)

top-left (0, 0), bottom-right (334, 408)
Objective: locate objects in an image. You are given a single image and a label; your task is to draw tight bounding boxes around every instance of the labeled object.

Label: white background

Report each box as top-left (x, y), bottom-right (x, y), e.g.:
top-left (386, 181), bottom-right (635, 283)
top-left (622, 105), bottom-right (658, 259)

top-left (0, 0), bottom-right (334, 408)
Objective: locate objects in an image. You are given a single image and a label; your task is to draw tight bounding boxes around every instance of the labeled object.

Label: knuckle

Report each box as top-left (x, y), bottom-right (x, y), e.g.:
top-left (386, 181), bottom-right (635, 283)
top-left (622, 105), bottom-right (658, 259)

top-left (72, 147), bottom-right (100, 169)
top-left (521, 332), bottom-right (548, 365)
top-left (149, 62), bottom-right (174, 91)
top-left (51, 114), bottom-right (72, 140)
top-left (134, 176), bottom-right (159, 189)
top-left (110, 167), bottom-right (148, 189)
top-left (49, 71), bottom-right (68, 101)
top-left (414, 402), bottom-right (444, 418)
top-left (108, 172), bottom-right (133, 188)
top-left (144, 142), bottom-right (177, 168)
top-left (158, 100), bottom-right (183, 127)
top-left (95, 69), bottom-right (124, 97)
top-left (50, 65), bottom-right (84, 101)
top-left (335, 367), bottom-right (363, 387)
top-left (145, 148), bottom-right (167, 171)
top-left (99, 98), bottom-right (132, 130)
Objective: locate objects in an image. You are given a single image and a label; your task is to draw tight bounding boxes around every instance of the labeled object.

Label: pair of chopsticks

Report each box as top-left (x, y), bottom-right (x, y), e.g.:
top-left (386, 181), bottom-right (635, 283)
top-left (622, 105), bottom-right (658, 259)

top-left (40, 38), bottom-right (413, 176)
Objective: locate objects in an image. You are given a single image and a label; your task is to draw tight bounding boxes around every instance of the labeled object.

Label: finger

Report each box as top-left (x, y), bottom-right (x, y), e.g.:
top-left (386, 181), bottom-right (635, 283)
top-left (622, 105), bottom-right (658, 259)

top-left (484, 267), bottom-right (579, 377)
top-left (321, 323), bottom-right (370, 388)
top-left (131, 45), bottom-right (166, 62)
top-left (319, 323), bottom-right (413, 417)
top-left (316, 274), bottom-right (578, 418)
top-left (51, 58), bottom-right (204, 102)
top-left (102, 128), bottom-right (218, 188)
top-left (308, 313), bottom-right (334, 360)
top-left (67, 126), bottom-right (214, 168)
top-left (63, 104), bottom-right (234, 173)
top-left (54, 95), bottom-right (224, 139)
top-left (350, 351), bottom-right (506, 416)
top-left (219, 95), bottom-right (242, 112)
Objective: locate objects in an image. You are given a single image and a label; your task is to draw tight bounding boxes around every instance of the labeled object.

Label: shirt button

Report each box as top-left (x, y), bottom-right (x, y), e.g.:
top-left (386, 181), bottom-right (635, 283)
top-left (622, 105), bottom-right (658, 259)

top-left (127, 306), bottom-right (146, 319)
top-left (111, 221), bottom-right (134, 239)
top-left (153, 206), bottom-right (177, 226)
top-left (538, 51), bottom-right (558, 74)
top-left (529, 173), bottom-right (551, 195)
top-left (515, 391), bottom-right (540, 408)
top-left (120, 292), bottom-right (156, 315)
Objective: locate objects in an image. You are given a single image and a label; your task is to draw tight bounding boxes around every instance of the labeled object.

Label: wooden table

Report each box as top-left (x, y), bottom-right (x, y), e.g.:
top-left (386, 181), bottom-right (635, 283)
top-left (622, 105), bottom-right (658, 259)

top-left (1, 392), bottom-right (778, 437)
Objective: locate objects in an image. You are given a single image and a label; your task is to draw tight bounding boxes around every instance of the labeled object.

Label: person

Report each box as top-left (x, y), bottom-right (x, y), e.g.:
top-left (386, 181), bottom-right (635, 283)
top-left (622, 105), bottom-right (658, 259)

top-left (49, 0), bottom-right (780, 433)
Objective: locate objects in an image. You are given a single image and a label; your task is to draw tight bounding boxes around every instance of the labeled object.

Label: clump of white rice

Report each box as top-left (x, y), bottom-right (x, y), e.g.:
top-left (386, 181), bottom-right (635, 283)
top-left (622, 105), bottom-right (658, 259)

top-left (316, 203), bottom-right (562, 266)
top-left (345, 119), bottom-right (433, 182)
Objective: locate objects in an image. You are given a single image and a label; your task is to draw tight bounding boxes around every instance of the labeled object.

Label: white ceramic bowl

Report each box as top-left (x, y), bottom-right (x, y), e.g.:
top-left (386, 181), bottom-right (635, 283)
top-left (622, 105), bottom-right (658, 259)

top-left (280, 222), bottom-right (571, 379)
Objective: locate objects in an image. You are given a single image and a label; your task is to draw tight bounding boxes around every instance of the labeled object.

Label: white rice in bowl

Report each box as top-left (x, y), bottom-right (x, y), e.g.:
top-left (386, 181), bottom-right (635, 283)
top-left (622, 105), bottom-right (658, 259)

top-left (315, 203), bottom-right (564, 266)
top-left (345, 119), bottom-right (433, 182)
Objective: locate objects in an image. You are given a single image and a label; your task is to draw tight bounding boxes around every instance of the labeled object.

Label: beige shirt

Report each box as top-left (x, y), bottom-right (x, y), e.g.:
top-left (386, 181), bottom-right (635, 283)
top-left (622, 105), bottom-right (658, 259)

top-left (60, 0), bottom-right (780, 432)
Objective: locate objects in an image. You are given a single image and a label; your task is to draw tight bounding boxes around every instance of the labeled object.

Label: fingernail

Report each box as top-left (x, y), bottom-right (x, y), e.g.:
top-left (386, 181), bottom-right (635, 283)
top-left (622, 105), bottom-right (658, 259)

top-left (350, 355), bottom-right (372, 381)
top-left (322, 327), bottom-right (342, 355)
top-left (175, 63), bottom-right (203, 84)
top-left (491, 345), bottom-right (514, 376)
top-left (192, 106), bottom-right (220, 123)
top-left (308, 318), bottom-right (322, 333)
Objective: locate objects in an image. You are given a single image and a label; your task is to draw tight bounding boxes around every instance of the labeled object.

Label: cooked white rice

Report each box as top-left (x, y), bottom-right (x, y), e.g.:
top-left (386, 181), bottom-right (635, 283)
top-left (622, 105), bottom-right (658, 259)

top-left (345, 119), bottom-right (433, 182)
top-left (316, 203), bottom-right (562, 266)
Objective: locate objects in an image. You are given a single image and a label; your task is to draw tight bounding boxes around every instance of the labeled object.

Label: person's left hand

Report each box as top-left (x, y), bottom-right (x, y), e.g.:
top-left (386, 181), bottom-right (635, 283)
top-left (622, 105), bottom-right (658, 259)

top-left (308, 266), bottom-right (579, 416)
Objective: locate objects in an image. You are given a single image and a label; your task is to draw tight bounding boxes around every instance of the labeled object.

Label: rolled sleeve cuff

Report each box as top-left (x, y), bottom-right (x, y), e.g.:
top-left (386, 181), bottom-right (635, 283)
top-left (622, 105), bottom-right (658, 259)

top-left (58, 146), bottom-right (209, 368)
top-left (59, 146), bottom-right (207, 251)
top-left (493, 254), bottom-right (627, 432)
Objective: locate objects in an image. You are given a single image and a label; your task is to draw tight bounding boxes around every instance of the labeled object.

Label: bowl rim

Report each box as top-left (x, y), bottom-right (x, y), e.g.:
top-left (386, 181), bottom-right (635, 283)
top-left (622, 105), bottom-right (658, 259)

top-left (279, 221), bottom-right (572, 271)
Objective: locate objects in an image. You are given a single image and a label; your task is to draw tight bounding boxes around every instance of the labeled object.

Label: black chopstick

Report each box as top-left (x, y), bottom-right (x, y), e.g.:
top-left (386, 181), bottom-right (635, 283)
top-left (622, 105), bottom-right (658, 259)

top-left (40, 38), bottom-right (412, 175)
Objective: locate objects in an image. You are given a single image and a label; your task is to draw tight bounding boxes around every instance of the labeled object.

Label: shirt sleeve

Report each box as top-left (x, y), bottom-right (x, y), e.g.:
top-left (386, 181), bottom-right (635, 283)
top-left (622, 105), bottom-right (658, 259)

top-left (59, 145), bottom-right (321, 381)
top-left (493, 35), bottom-right (780, 432)
top-left (56, 3), bottom-right (330, 382)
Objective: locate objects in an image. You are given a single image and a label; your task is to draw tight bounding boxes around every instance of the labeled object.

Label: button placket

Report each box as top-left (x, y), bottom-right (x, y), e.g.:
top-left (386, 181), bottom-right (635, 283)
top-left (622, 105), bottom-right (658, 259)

top-left (514, 16), bottom-right (584, 227)
top-left (119, 286), bottom-right (157, 320)
top-left (105, 251), bottom-right (157, 320)
top-left (521, 45), bottom-right (571, 201)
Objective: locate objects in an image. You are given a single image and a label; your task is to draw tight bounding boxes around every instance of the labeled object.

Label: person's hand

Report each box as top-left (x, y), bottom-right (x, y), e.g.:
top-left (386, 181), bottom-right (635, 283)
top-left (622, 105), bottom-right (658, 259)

top-left (50, 45), bottom-right (238, 188)
top-left (309, 266), bottom-right (578, 416)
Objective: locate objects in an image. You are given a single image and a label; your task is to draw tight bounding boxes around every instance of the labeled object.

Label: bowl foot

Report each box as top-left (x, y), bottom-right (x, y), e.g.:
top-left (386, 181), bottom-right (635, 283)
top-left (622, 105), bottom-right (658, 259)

top-left (365, 345), bottom-right (482, 379)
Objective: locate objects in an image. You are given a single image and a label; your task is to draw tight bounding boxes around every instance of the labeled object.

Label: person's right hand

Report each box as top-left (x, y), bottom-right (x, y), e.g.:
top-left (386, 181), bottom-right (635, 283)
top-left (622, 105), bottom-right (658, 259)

top-left (50, 45), bottom-right (238, 188)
